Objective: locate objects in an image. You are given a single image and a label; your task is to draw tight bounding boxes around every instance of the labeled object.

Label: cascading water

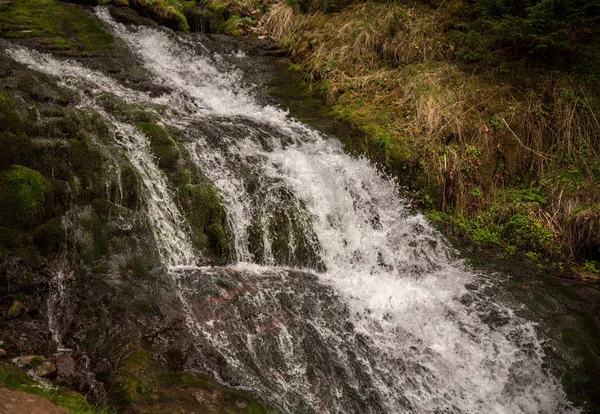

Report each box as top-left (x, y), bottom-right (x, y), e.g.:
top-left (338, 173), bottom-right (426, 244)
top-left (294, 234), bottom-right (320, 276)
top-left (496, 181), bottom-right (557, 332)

top-left (6, 8), bottom-right (577, 413)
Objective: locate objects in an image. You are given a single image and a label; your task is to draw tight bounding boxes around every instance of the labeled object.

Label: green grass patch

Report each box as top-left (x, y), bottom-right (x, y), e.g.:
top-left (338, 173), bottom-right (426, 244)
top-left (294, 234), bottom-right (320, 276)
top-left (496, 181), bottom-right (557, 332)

top-left (0, 0), bottom-right (114, 52)
top-left (0, 364), bottom-right (105, 413)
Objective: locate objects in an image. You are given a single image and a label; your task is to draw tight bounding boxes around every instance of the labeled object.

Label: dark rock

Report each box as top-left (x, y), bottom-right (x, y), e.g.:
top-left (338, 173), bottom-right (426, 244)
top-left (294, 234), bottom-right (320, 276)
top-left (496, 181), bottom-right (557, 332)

top-left (184, 4), bottom-right (214, 33)
top-left (109, 6), bottom-right (158, 28)
top-left (54, 353), bottom-right (75, 378)
top-left (128, 0), bottom-right (189, 32)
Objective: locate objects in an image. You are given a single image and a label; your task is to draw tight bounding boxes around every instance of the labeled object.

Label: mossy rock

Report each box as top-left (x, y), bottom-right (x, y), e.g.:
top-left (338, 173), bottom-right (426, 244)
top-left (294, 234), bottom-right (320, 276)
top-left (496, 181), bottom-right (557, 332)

top-left (97, 93), bottom-right (159, 125)
top-left (0, 94), bottom-right (23, 134)
top-left (183, 1), bottom-right (219, 33)
top-left (32, 217), bottom-right (64, 254)
top-left (112, 349), bottom-right (271, 413)
top-left (178, 183), bottom-right (230, 260)
top-left (138, 122), bottom-right (180, 171)
top-left (128, 0), bottom-right (190, 31)
top-left (0, 165), bottom-right (47, 229)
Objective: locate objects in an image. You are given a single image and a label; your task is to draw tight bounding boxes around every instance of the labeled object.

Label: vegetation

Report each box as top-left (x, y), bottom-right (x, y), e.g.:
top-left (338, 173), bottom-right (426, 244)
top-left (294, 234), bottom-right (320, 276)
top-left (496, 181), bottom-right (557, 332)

top-left (111, 349), bottom-right (270, 413)
top-left (0, 364), bottom-right (106, 413)
top-left (0, 0), bottom-right (114, 51)
top-left (258, 0), bottom-right (600, 268)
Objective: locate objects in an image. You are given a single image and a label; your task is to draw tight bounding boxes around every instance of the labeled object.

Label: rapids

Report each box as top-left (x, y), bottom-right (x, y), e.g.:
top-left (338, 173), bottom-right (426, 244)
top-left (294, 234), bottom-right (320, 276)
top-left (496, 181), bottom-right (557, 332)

top-left (5, 8), bottom-right (577, 413)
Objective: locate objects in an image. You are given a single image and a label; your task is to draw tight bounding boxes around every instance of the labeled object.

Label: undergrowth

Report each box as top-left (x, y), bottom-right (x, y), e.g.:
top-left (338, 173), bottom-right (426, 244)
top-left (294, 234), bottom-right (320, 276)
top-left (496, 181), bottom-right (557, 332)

top-left (257, 0), bottom-right (600, 265)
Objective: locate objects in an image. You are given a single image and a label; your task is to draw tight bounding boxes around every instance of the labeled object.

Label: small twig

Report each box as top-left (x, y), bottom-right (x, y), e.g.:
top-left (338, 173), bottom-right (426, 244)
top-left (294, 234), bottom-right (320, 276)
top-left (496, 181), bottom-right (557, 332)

top-left (501, 117), bottom-right (554, 161)
top-left (589, 344), bottom-right (600, 361)
top-left (579, 86), bottom-right (600, 131)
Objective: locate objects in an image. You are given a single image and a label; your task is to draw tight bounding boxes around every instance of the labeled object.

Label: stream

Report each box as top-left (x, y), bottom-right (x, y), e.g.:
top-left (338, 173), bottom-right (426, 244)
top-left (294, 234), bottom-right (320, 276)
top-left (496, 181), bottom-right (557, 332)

top-left (3, 6), bottom-right (598, 413)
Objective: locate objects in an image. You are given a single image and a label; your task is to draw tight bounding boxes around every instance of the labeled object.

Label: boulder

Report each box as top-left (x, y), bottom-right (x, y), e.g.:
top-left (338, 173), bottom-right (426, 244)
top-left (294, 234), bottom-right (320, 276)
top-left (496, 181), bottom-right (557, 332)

top-left (129, 0), bottom-right (189, 31)
top-left (11, 355), bottom-right (56, 377)
top-left (109, 6), bottom-right (158, 28)
top-left (54, 353), bottom-right (75, 378)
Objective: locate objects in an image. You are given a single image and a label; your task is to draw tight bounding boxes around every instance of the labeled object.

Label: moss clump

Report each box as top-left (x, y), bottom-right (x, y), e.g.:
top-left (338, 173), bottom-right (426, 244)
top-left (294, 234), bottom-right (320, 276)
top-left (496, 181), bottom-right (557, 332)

top-left (0, 0), bottom-right (114, 52)
top-left (0, 94), bottom-right (23, 134)
top-left (0, 363), bottom-right (98, 413)
top-left (0, 165), bottom-right (47, 229)
top-left (97, 93), bottom-right (160, 125)
top-left (32, 217), bottom-right (64, 254)
top-left (178, 183), bottom-right (230, 259)
top-left (129, 0), bottom-right (190, 31)
top-left (113, 349), bottom-right (270, 413)
top-left (138, 122), bottom-right (180, 171)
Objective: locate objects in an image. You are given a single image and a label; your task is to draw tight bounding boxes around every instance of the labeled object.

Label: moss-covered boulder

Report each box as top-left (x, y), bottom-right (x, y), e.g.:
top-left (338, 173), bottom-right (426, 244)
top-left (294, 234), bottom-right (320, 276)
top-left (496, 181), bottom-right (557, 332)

top-left (112, 349), bottom-right (270, 413)
top-left (127, 0), bottom-right (190, 31)
top-left (0, 166), bottom-right (47, 229)
top-left (179, 183), bottom-right (230, 260)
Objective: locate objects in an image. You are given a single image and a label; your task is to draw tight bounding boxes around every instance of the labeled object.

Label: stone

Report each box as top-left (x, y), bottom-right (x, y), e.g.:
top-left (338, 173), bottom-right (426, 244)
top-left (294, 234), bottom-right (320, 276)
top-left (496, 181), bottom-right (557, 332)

top-left (0, 349), bottom-right (6, 358)
top-left (34, 360), bottom-right (57, 377)
top-left (6, 300), bottom-right (25, 319)
top-left (54, 353), bottom-right (75, 377)
top-left (109, 6), bottom-right (158, 28)
top-left (11, 355), bottom-right (56, 377)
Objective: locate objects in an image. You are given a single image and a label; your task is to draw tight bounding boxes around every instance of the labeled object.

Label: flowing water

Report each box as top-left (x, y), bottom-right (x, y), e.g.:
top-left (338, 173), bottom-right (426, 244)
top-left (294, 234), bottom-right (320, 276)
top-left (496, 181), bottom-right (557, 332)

top-left (5, 8), bottom-right (580, 413)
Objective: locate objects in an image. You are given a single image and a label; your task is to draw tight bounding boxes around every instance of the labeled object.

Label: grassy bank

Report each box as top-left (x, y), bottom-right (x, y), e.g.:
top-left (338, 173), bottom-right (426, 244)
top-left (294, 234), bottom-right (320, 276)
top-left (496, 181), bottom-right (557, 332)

top-left (256, 1), bottom-right (600, 275)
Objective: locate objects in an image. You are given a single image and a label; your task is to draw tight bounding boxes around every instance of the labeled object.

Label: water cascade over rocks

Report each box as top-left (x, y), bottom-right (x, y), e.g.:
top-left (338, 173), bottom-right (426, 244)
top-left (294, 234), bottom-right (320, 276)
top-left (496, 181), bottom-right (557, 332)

top-left (6, 8), bottom-right (577, 413)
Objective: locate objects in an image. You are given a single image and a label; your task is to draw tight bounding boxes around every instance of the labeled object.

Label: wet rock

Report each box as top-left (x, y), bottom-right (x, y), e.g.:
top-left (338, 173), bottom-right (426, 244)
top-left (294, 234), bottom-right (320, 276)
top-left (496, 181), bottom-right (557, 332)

top-left (6, 300), bottom-right (25, 319)
top-left (184, 3), bottom-right (215, 33)
top-left (109, 6), bottom-right (158, 28)
top-left (128, 0), bottom-right (189, 31)
top-left (54, 353), bottom-right (75, 378)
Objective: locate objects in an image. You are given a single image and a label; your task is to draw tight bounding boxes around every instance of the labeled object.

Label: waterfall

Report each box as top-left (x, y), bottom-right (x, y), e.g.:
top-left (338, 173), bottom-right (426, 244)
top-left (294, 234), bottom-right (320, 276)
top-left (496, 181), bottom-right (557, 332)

top-left (5, 8), bottom-right (577, 413)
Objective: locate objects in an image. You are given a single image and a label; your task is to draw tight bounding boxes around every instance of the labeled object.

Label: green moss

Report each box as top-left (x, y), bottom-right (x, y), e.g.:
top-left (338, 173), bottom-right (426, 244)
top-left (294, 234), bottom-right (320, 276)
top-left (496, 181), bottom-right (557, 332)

top-left (32, 217), bottom-right (64, 254)
top-left (0, 0), bottom-right (114, 52)
top-left (114, 350), bottom-right (271, 413)
top-left (0, 131), bottom-right (33, 171)
top-left (97, 93), bottom-right (159, 125)
top-left (0, 94), bottom-right (23, 134)
top-left (120, 255), bottom-right (154, 280)
top-left (178, 183), bottom-right (230, 258)
top-left (0, 165), bottom-right (47, 228)
top-left (138, 122), bottom-right (180, 170)
top-left (0, 227), bottom-right (32, 249)
top-left (130, 0), bottom-right (189, 31)
top-left (161, 370), bottom-right (215, 389)
top-left (0, 364), bottom-right (99, 413)
top-left (224, 14), bottom-right (244, 36)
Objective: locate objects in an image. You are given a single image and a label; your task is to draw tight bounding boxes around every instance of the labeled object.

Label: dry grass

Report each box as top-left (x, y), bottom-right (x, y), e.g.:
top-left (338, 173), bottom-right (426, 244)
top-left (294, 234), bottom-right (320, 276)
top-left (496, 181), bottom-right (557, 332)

top-left (260, 0), bottom-right (600, 260)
